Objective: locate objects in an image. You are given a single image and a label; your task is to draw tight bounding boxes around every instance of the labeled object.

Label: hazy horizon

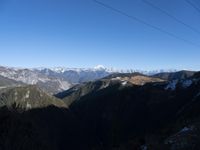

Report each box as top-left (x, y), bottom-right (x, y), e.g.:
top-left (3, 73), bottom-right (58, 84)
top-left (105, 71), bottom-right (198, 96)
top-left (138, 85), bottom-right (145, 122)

top-left (0, 64), bottom-right (198, 72)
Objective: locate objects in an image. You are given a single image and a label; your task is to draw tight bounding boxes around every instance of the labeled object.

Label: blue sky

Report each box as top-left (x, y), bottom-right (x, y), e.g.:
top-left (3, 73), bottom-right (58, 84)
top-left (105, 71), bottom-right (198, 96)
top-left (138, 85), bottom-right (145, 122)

top-left (0, 0), bottom-right (200, 70)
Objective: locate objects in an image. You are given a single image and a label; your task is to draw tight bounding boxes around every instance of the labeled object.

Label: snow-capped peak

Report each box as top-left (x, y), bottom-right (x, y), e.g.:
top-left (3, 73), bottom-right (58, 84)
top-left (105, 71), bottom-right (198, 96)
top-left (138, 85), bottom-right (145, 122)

top-left (50, 67), bottom-right (68, 73)
top-left (94, 65), bottom-right (106, 70)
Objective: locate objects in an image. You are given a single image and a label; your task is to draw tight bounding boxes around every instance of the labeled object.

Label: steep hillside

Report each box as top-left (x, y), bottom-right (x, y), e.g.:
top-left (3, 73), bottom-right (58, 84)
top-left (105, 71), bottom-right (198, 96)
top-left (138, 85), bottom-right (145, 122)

top-left (56, 73), bottom-right (165, 106)
top-left (1, 71), bottom-right (200, 150)
top-left (0, 75), bottom-right (23, 89)
top-left (0, 85), bottom-right (66, 110)
top-left (63, 72), bottom-right (200, 149)
top-left (0, 66), bottom-right (72, 94)
top-left (153, 70), bottom-right (196, 81)
top-left (0, 106), bottom-right (91, 150)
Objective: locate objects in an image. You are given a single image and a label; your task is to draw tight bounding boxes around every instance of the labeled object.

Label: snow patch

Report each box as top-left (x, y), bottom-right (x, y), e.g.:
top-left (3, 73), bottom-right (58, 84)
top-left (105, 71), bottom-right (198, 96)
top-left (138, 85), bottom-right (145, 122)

top-left (165, 80), bottom-right (178, 90)
top-left (50, 67), bottom-right (68, 73)
top-left (0, 86), bottom-right (7, 89)
top-left (94, 65), bottom-right (105, 70)
top-left (57, 80), bottom-right (71, 90)
top-left (26, 102), bottom-right (32, 109)
top-left (182, 80), bottom-right (193, 88)
top-left (178, 126), bottom-right (193, 134)
top-left (121, 81), bottom-right (128, 86)
top-left (165, 126), bottom-right (194, 145)
top-left (14, 91), bottom-right (18, 101)
top-left (111, 77), bottom-right (121, 81)
top-left (100, 82), bottom-right (110, 89)
top-left (25, 90), bottom-right (30, 99)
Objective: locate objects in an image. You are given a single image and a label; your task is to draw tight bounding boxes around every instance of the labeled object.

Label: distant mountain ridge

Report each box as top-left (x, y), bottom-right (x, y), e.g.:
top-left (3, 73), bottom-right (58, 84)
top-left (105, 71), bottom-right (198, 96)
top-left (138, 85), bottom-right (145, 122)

top-left (0, 65), bottom-right (200, 150)
top-left (0, 65), bottom-right (194, 94)
top-left (0, 66), bottom-right (72, 94)
top-left (152, 70), bottom-right (196, 80)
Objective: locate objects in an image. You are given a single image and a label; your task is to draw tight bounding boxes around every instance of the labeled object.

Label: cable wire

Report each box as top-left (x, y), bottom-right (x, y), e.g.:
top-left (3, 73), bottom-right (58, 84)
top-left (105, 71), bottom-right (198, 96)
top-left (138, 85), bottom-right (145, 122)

top-left (93, 0), bottom-right (199, 47)
top-left (142, 0), bottom-right (200, 35)
top-left (185, 0), bottom-right (200, 14)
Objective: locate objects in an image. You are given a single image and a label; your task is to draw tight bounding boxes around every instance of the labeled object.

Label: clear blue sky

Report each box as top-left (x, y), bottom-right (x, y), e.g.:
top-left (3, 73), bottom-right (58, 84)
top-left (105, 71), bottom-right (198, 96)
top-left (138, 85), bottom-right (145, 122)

top-left (0, 0), bottom-right (200, 70)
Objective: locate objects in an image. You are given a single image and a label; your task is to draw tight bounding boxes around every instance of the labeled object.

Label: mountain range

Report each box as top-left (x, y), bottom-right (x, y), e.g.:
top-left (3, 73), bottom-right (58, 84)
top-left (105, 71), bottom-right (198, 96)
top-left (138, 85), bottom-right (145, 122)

top-left (0, 65), bottom-right (180, 94)
top-left (0, 65), bottom-right (199, 150)
top-left (0, 65), bottom-right (112, 94)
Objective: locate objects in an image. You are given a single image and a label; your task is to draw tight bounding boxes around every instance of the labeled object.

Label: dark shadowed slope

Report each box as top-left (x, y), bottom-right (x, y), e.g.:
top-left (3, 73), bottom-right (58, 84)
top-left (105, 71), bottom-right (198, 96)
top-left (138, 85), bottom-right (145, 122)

top-left (1, 72), bottom-right (200, 150)
top-left (55, 73), bottom-right (165, 106)
top-left (65, 72), bottom-right (200, 149)
top-left (0, 86), bottom-right (92, 150)
top-left (152, 70), bottom-right (196, 81)
top-left (0, 106), bottom-right (92, 150)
